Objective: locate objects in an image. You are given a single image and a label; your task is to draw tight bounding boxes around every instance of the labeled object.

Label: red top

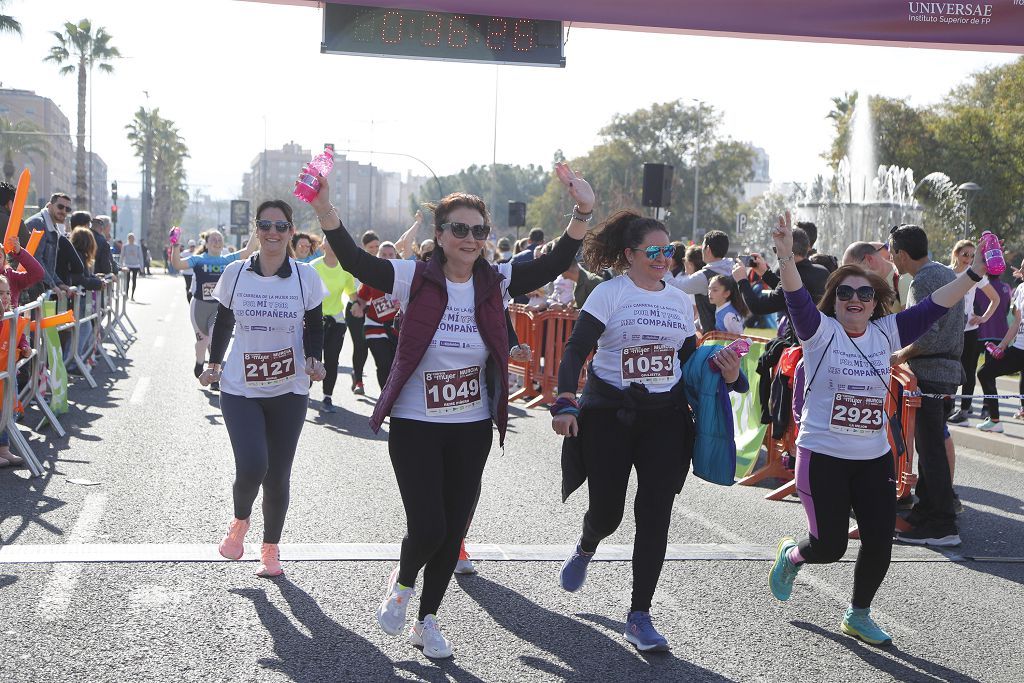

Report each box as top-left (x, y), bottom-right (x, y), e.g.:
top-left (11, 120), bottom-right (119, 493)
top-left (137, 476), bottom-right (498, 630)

top-left (4, 249), bottom-right (45, 303)
top-left (357, 283), bottom-right (400, 324)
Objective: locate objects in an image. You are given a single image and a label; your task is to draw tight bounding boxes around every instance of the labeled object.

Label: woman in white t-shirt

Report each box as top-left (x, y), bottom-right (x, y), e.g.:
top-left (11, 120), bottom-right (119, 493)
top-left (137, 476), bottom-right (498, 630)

top-left (766, 212), bottom-right (987, 647)
top-left (199, 199), bottom-right (329, 579)
top-left (550, 210), bottom-right (746, 653)
top-left (313, 163), bottom-right (595, 659)
top-left (947, 240), bottom-right (999, 423)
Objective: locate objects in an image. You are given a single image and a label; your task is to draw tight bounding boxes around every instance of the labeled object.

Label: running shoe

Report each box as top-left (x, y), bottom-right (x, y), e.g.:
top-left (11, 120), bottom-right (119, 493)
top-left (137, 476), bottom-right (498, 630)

top-left (841, 606), bottom-right (893, 646)
top-left (455, 540), bottom-right (477, 575)
top-left (409, 614), bottom-right (453, 659)
top-left (946, 409), bottom-right (968, 424)
top-left (377, 566), bottom-right (414, 636)
top-left (953, 492), bottom-right (963, 515)
top-left (976, 418), bottom-right (1004, 433)
top-left (769, 537), bottom-right (801, 601)
top-left (322, 396), bottom-right (337, 413)
top-left (211, 381), bottom-right (220, 392)
top-left (218, 517), bottom-right (250, 560)
top-left (1014, 409), bottom-right (1024, 421)
top-left (193, 362), bottom-right (203, 379)
top-left (624, 610), bottom-right (670, 652)
top-left (559, 542), bottom-right (594, 592)
top-left (352, 382), bottom-right (365, 395)
top-left (896, 523), bottom-right (961, 547)
top-left (0, 450), bottom-right (24, 466)
top-left (256, 543), bottom-right (284, 577)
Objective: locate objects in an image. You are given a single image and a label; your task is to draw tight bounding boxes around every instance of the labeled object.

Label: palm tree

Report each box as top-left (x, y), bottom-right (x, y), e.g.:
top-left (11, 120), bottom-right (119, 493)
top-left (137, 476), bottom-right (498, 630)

top-left (0, 117), bottom-right (49, 183)
top-left (0, 0), bottom-right (21, 36)
top-left (126, 107), bottom-right (190, 246)
top-left (126, 106), bottom-right (158, 231)
top-left (44, 19), bottom-right (120, 209)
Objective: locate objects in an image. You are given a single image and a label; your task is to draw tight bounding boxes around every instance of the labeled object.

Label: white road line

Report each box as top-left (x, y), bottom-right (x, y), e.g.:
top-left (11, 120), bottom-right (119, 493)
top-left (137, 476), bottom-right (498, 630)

top-left (153, 336), bottom-right (165, 349)
top-left (36, 493), bottom-right (107, 621)
top-left (959, 449), bottom-right (1024, 474)
top-left (129, 377), bottom-right (150, 405)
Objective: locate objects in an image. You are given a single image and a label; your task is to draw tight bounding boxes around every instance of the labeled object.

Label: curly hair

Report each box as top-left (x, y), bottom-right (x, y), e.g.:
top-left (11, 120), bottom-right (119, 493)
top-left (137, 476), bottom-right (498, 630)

top-left (582, 210), bottom-right (668, 273)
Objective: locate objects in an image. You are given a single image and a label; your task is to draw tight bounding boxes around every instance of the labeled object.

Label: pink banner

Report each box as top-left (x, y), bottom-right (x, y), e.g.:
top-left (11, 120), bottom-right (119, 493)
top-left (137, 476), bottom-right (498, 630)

top-left (322, 1), bottom-right (1024, 52)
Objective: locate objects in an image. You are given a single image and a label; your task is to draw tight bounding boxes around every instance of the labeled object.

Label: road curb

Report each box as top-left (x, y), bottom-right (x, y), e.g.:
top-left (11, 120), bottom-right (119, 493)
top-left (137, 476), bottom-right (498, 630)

top-left (949, 423), bottom-right (1024, 463)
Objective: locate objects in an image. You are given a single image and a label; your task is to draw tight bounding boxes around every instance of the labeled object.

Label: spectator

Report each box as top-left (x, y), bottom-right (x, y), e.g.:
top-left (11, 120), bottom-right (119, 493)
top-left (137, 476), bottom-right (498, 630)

top-left (514, 238), bottom-right (530, 254)
top-left (732, 227), bottom-right (829, 323)
top-left (560, 260), bottom-right (603, 308)
top-left (121, 233), bottom-right (144, 300)
top-left (141, 240), bottom-right (152, 275)
top-left (89, 216), bottom-right (116, 276)
top-left (708, 274), bottom-right (748, 334)
top-left (889, 224), bottom-right (964, 547)
top-left (418, 239), bottom-right (434, 261)
top-left (666, 229), bottom-right (735, 332)
top-left (496, 237), bottom-right (514, 263)
top-left (57, 211), bottom-right (88, 291)
top-left (0, 181), bottom-right (30, 247)
top-left (683, 245), bottom-right (705, 275)
top-left (68, 227), bottom-right (104, 367)
top-left (511, 227), bottom-right (545, 265)
top-left (24, 192), bottom-right (74, 299)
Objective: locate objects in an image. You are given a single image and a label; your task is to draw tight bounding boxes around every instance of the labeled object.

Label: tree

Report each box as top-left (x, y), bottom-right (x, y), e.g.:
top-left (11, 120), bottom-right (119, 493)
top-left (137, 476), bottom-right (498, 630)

top-left (44, 18), bottom-right (120, 209)
top-left (126, 107), bottom-right (190, 247)
top-left (0, 116), bottom-right (49, 183)
top-left (0, 0), bottom-right (20, 36)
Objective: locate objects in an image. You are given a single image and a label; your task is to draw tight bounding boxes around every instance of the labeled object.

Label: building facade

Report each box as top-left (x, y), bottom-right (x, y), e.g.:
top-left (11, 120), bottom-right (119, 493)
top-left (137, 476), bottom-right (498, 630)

top-left (0, 88), bottom-right (74, 209)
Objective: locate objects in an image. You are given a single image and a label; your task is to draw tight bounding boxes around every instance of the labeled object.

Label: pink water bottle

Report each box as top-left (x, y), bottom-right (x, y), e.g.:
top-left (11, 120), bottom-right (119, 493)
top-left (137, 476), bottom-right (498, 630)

top-left (710, 337), bottom-right (751, 370)
top-left (986, 342), bottom-right (1005, 359)
top-left (980, 231), bottom-right (1005, 275)
top-left (293, 148), bottom-right (335, 204)
top-left (168, 226), bottom-right (181, 245)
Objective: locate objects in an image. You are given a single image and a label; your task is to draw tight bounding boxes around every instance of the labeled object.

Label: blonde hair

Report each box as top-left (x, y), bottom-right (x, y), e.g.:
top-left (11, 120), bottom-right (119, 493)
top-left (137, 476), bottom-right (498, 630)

top-left (949, 239), bottom-right (975, 267)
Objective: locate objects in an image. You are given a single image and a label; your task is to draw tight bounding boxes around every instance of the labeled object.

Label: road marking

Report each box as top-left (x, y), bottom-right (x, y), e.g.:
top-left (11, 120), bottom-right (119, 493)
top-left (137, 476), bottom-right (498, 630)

top-left (129, 377), bottom-right (150, 405)
top-left (153, 336), bottom-right (165, 349)
top-left (35, 493), bottom-right (107, 621)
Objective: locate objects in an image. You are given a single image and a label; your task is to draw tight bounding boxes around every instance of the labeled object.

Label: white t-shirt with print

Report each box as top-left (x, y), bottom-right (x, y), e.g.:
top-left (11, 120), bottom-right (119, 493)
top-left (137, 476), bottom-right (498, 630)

top-left (1012, 284), bottom-right (1024, 350)
top-left (389, 260), bottom-right (513, 423)
top-left (798, 313), bottom-right (903, 460)
top-left (581, 275), bottom-right (696, 393)
top-left (963, 283), bottom-right (979, 332)
top-left (212, 258), bottom-right (328, 398)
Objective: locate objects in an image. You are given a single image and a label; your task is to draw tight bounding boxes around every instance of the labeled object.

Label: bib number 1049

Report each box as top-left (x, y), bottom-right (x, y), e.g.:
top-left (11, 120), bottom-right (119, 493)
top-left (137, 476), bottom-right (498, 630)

top-left (424, 366), bottom-right (482, 416)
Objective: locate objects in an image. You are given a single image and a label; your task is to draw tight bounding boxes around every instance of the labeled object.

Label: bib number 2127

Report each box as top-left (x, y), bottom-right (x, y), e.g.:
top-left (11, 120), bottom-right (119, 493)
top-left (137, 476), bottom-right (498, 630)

top-left (243, 348), bottom-right (296, 387)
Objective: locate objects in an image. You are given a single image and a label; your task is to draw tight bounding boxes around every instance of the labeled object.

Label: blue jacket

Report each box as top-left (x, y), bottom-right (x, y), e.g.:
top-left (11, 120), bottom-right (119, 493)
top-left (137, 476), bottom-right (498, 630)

top-left (682, 346), bottom-right (744, 486)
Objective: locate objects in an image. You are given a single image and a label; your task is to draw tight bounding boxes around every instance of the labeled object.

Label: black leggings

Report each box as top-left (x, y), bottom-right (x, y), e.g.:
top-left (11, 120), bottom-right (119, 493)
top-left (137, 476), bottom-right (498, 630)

top-left (221, 391), bottom-right (308, 544)
top-left (795, 449), bottom-right (895, 609)
top-left (366, 334), bottom-right (396, 390)
top-left (578, 405), bottom-right (690, 613)
top-left (183, 273), bottom-right (194, 304)
top-left (345, 303), bottom-right (367, 384)
top-left (128, 268), bottom-right (140, 297)
top-left (978, 346), bottom-right (1024, 421)
top-left (959, 329), bottom-right (981, 411)
top-left (322, 318), bottom-right (347, 396)
top-left (389, 417), bottom-right (492, 620)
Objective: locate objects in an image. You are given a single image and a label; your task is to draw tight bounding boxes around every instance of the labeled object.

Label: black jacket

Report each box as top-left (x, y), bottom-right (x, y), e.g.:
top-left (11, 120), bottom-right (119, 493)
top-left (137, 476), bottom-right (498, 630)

top-left (90, 228), bottom-right (115, 275)
top-left (738, 259), bottom-right (830, 315)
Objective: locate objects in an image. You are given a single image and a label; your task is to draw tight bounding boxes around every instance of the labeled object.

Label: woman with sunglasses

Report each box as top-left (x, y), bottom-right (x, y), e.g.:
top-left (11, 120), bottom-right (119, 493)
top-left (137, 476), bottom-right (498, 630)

top-left (551, 210), bottom-right (745, 652)
top-left (200, 200), bottom-right (328, 578)
top-left (310, 163), bottom-right (594, 659)
top-left (766, 212), bottom-right (986, 646)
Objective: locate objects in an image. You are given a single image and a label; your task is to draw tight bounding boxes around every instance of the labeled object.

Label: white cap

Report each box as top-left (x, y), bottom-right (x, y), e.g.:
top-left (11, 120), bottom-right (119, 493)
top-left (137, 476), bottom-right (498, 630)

top-left (187, 239), bottom-right (196, 247)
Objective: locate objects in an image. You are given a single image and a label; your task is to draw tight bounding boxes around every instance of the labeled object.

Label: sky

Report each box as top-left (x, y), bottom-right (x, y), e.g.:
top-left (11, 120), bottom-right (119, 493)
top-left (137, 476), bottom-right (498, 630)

top-left (0, 0), bottom-right (1019, 204)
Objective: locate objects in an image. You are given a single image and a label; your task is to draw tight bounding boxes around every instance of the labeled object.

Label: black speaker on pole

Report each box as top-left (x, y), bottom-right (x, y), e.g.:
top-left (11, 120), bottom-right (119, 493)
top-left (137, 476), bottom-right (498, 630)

top-left (642, 163), bottom-right (674, 208)
top-left (508, 201), bottom-right (526, 227)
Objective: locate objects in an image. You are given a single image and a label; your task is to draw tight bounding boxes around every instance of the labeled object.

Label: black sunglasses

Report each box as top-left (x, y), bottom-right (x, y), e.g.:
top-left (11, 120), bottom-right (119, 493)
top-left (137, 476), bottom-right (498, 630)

top-left (440, 222), bottom-right (490, 240)
top-left (836, 284), bottom-right (876, 303)
top-left (54, 203), bottom-right (71, 212)
top-left (255, 219), bottom-right (292, 233)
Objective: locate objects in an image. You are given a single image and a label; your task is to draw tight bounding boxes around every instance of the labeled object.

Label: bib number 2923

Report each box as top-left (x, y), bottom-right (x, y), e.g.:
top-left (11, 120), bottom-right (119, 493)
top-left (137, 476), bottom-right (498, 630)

top-left (243, 348), bottom-right (296, 387)
top-left (829, 393), bottom-right (884, 435)
top-left (424, 366), bottom-right (482, 416)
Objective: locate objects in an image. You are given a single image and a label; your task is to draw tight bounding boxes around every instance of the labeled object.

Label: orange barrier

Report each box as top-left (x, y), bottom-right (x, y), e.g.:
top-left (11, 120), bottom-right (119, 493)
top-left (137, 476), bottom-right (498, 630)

top-left (28, 310), bottom-right (76, 330)
top-left (507, 304), bottom-right (541, 403)
top-left (507, 304), bottom-right (589, 407)
top-left (3, 168), bottom-right (30, 249)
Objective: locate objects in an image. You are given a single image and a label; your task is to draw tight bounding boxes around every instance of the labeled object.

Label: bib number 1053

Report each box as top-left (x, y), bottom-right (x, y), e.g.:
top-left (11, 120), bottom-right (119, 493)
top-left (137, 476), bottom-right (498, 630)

top-left (621, 344), bottom-right (675, 385)
top-left (424, 366), bottom-right (482, 416)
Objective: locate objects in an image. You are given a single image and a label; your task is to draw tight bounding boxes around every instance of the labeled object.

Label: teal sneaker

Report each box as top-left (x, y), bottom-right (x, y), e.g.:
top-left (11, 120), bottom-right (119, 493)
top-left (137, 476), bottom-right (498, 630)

top-left (769, 537), bottom-right (800, 601)
top-left (976, 418), bottom-right (1004, 433)
top-left (841, 606), bottom-right (893, 646)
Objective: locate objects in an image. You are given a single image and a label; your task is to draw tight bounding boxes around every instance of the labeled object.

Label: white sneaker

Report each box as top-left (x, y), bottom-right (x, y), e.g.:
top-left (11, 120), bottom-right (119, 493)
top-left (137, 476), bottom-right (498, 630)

top-left (376, 566), bottom-right (413, 636)
top-left (454, 558), bottom-right (477, 575)
top-left (409, 614), bottom-right (453, 659)
top-left (977, 418), bottom-right (1005, 433)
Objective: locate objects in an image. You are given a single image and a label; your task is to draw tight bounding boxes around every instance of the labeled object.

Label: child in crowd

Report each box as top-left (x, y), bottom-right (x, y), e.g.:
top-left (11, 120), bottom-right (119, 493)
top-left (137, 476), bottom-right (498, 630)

top-left (0, 273), bottom-right (33, 468)
top-left (708, 274), bottom-right (749, 334)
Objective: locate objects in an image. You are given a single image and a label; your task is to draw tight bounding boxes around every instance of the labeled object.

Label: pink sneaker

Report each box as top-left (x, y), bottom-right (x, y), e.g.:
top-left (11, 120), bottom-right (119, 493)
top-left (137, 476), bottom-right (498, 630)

top-left (256, 543), bottom-right (283, 577)
top-left (218, 517), bottom-right (250, 560)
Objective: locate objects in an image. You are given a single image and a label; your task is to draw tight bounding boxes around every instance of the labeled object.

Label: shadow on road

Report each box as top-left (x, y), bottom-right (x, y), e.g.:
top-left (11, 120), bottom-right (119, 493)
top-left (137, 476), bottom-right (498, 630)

top-left (0, 574), bottom-right (18, 590)
top-left (459, 575), bottom-right (731, 681)
top-left (791, 620), bottom-right (983, 683)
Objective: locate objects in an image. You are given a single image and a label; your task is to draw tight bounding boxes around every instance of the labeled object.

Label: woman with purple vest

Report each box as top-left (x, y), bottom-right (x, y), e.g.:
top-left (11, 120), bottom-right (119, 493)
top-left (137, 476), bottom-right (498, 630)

top-left (310, 163), bottom-right (595, 659)
top-left (766, 212), bottom-right (986, 647)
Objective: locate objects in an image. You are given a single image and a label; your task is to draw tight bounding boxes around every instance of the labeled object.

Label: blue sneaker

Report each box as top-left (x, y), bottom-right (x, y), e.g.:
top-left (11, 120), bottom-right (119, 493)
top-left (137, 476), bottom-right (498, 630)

top-left (624, 611), bottom-right (670, 652)
top-left (841, 606), bottom-right (893, 646)
top-left (769, 536), bottom-right (801, 601)
top-left (559, 543), bottom-right (594, 592)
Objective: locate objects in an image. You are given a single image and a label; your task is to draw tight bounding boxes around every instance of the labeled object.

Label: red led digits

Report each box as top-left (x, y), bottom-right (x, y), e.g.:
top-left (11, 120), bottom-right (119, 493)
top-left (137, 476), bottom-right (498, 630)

top-left (511, 19), bottom-right (535, 52)
top-left (486, 17), bottom-right (506, 50)
top-left (421, 12), bottom-right (441, 47)
top-left (448, 15), bottom-right (469, 48)
top-left (380, 10), bottom-right (403, 44)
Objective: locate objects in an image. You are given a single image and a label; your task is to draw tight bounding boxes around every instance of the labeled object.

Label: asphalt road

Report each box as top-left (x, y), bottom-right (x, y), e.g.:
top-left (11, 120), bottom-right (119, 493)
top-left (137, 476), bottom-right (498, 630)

top-left (1, 273), bottom-right (1022, 683)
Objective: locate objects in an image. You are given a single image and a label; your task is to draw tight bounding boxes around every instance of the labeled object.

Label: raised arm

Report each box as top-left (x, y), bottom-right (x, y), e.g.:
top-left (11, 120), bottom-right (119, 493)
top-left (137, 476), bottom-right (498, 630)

top-left (772, 211), bottom-right (823, 341)
top-left (394, 211), bottom-right (423, 259)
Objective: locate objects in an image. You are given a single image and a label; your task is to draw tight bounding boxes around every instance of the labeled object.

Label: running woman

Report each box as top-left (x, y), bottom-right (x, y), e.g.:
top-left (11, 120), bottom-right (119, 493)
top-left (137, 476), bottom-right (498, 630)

top-left (292, 232), bottom-right (321, 264)
top-left (172, 229), bottom-right (258, 380)
top-left (551, 211), bottom-right (747, 652)
top-left (201, 200), bottom-right (328, 578)
top-left (347, 231), bottom-right (380, 395)
top-left (311, 236), bottom-right (356, 413)
top-left (121, 233), bottom-right (144, 300)
top-left (312, 163), bottom-right (594, 659)
top-left (975, 260), bottom-right (1024, 433)
top-left (356, 240), bottom-right (401, 391)
top-left (767, 212), bottom-right (986, 646)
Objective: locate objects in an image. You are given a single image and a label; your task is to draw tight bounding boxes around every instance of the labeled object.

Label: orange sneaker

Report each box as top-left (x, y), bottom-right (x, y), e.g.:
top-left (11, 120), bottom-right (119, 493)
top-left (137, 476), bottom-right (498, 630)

top-left (218, 517), bottom-right (250, 560)
top-left (256, 543), bottom-right (284, 577)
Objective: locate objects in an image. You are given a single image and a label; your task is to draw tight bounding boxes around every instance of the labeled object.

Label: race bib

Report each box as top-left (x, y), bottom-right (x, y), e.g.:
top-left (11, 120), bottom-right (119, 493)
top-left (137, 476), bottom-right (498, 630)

top-left (424, 366), bottom-right (482, 416)
top-left (201, 281), bottom-right (216, 299)
top-left (372, 296), bottom-right (399, 318)
top-left (621, 344), bottom-right (675, 385)
top-left (243, 348), bottom-right (296, 387)
top-left (829, 393), bottom-right (884, 435)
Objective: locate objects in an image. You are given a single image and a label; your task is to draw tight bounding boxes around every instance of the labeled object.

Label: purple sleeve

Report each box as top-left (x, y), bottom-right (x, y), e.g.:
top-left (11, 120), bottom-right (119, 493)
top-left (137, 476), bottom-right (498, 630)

top-left (895, 296), bottom-right (949, 346)
top-left (783, 286), bottom-right (822, 341)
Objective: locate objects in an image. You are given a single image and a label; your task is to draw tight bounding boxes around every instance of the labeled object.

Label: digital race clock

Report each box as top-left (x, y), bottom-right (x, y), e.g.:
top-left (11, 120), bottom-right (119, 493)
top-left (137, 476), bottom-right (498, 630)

top-left (322, 4), bottom-right (565, 67)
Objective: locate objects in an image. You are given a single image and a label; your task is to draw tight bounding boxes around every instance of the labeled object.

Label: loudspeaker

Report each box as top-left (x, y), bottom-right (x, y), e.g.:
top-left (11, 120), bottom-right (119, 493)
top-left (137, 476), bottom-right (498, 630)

top-left (508, 201), bottom-right (526, 227)
top-left (642, 163), bottom-right (674, 208)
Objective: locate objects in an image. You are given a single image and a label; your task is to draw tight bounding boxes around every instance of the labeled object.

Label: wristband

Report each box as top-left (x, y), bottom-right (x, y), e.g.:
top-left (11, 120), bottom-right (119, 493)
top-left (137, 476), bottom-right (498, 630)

top-left (549, 396), bottom-right (579, 417)
top-left (965, 267), bottom-right (982, 282)
top-left (556, 406), bottom-right (581, 417)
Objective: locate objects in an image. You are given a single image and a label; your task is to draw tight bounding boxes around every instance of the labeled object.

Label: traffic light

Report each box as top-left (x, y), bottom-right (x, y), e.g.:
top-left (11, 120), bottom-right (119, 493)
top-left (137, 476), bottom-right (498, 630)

top-left (111, 180), bottom-right (118, 204)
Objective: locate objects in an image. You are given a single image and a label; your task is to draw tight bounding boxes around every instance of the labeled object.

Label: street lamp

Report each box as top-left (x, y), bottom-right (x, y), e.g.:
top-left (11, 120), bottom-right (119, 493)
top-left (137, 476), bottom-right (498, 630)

top-left (691, 99), bottom-right (702, 245)
top-left (957, 181), bottom-right (981, 240)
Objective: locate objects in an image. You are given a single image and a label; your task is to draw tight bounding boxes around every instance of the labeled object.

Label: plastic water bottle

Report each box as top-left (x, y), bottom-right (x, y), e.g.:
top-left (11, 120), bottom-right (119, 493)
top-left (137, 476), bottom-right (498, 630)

top-left (293, 148), bottom-right (335, 204)
top-left (168, 226), bottom-right (181, 245)
top-left (985, 342), bottom-right (1005, 359)
top-left (710, 337), bottom-right (752, 371)
top-left (979, 231), bottom-right (1006, 275)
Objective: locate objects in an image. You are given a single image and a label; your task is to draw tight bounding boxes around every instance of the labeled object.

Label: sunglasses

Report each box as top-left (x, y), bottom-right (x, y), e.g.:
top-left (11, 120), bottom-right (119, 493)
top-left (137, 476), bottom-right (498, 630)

top-left (836, 284), bottom-right (876, 303)
top-left (633, 245), bottom-right (676, 260)
top-left (54, 203), bottom-right (71, 212)
top-left (255, 219), bottom-right (292, 233)
top-left (440, 222), bottom-right (490, 239)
